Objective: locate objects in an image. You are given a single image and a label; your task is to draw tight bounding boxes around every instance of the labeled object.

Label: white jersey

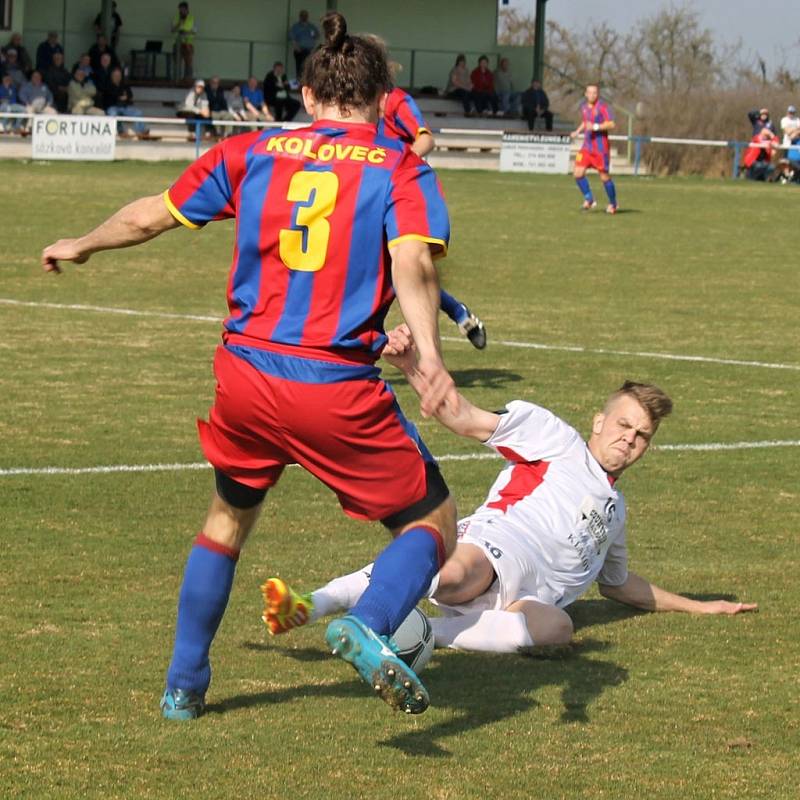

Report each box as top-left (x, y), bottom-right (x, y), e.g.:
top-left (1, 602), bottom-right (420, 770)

top-left (454, 401), bottom-right (628, 610)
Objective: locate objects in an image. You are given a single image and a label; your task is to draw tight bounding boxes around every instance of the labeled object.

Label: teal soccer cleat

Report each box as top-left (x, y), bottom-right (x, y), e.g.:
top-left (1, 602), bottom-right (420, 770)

top-left (160, 688), bottom-right (206, 721)
top-left (325, 615), bottom-right (430, 714)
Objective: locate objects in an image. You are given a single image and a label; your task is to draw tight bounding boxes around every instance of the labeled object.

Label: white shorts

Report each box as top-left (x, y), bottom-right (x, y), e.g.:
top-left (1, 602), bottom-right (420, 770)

top-left (432, 517), bottom-right (560, 617)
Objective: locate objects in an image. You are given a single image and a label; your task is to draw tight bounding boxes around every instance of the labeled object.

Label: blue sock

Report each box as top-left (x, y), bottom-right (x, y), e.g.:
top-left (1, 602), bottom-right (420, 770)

top-left (350, 526), bottom-right (444, 636)
top-left (604, 179), bottom-right (617, 206)
top-left (439, 290), bottom-right (469, 325)
top-left (166, 533), bottom-right (238, 695)
top-left (576, 177), bottom-right (593, 202)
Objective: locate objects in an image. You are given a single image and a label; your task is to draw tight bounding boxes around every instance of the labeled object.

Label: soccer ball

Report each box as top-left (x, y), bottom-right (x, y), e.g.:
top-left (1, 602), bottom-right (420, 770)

top-left (391, 607), bottom-right (434, 673)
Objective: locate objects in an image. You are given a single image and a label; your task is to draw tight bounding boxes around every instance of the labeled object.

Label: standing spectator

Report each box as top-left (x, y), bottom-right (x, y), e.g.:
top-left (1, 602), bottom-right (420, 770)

top-left (521, 78), bottom-right (554, 131)
top-left (89, 34), bottom-right (119, 74)
top-left (445, 53), bottom-right (472, 115)
top-left (2, 49), bottom-right (26, 89)
top-left (94, 2), bottom-right (123, 52)
top-left (493, 57), bottom-right (519, 117)
top-left (263, 62), bottom-right (300, 122)
top-left (172, 2), bottom-right (197, 80)
top-left (68, 67), bottom-right (104, 115)
top-left (241, 76), bottom-right (273, 122)
top-left (44, 51), bottom-right (71, 113)
top-left (470, 55), bottom-right (498, 116)
top-left (206, 75), bottom-right (236, 137)
top-left (20, 71), bottom-right (57, 119)
top-left (289, 10), bottom-right (319, 80)
top-left (93, 52), bottom-right (115, 96)
top-left (748, 107), bottom-right (776, 137)
top-left (102, 66), bottom-right (148, 136)
top-left (780, 105), bottom-right (800, 148)
top-left (177, 77), bottom-right (210, 137)
top-left (36, 32), bottom-right (64, 74)
top-left (3, 33), bottom-right (33, 76)
top-left (0, 73), bottom-right (26, 132)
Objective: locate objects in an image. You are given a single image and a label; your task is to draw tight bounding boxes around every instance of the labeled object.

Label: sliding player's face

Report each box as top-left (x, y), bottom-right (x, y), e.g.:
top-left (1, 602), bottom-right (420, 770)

top-left (588, 395), bottom-right (655, 476)
top-left (585, 85), bottom-right (599, 105)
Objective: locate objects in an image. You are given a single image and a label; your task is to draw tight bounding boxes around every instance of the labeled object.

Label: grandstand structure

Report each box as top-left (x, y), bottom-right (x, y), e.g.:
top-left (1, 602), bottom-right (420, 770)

top-left (2, 0), bottom-right (637, 172)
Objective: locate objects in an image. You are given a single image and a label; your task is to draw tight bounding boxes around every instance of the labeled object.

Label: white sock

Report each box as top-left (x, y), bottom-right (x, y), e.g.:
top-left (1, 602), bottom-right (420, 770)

top-left (309, 563), bottom-right (373, 622)
top-left (430, 609), bottom-right (533, 653)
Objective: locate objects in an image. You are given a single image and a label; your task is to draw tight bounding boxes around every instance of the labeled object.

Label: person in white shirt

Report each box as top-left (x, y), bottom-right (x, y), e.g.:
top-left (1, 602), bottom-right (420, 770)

top-left (262, 325), bottom-right (757, 653)
top-left (780, 105), bottom-right (800, 147)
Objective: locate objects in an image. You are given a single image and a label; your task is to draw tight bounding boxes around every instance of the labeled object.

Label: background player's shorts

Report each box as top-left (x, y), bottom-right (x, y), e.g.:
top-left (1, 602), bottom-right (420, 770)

top-left (431, 516), bottom-right (559, 616)
top-left (198, 345), bottom-right (437, 522)
top-left (575, 149), bottom-right (610, 173)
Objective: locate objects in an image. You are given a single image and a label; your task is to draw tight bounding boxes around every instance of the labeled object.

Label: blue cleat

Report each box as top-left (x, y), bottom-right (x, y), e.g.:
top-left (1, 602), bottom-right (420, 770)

top-left (160, 688), bottom-right (206, 721)
top-left (325, 615), bottom-right (430, 714)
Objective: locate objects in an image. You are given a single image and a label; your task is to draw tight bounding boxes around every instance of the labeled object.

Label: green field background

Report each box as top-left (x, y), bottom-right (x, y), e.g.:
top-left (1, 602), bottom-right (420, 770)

top-left (1, 162), bottom-right (798, 799)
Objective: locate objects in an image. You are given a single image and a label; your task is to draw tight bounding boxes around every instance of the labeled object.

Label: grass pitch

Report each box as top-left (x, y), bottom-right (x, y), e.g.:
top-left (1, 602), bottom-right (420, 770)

top-left (1, 160), bottom-right (798, 799)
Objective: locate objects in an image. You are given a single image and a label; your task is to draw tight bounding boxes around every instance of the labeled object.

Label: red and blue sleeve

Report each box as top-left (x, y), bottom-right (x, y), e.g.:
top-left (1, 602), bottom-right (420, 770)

top-left (394, 94), bottom-right (430, 141)
top-left (602, 102), bottom-right (614, 122)
top-left (384, 153), bottom-right (449, 259)
top-left (164, 141), bottom-right (237, 229)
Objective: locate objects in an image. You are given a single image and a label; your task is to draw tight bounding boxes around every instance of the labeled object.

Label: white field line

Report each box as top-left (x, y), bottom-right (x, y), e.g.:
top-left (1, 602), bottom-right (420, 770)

top-left (2, 297), bottom-right (799, 373)
top-left (2, 440), bottom-right (800, 477)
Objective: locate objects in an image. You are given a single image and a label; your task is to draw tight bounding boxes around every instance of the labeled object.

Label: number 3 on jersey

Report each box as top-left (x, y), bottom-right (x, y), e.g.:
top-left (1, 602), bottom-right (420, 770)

top-left (279, 171), bottom-right (339, 272)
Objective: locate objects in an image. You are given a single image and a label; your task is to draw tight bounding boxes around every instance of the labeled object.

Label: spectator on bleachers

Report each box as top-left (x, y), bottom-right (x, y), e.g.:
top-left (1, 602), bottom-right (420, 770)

top-left (89, 34), bottom-right (119, 75)
top-left (68, 67), bottom-right (104, 115)
top-left (172, 2), bottom-right (197, 80)
top-left (71, 53), bottom-right (94, 82)
top-left (20, 71), bottom-right (57, 118)
top-left (45, 52), bottom-right (72, 113)
top-left (178, 78), bottom-right (211, 137)
top-left (93, 52), bottom-right (115, 96)
top-left (470, 55), bottom-right (498, 116)
top-left (445, 54), bottom-right (472, 115)
top-left (94, 2), bottom-right (123, 51)
top-left (263, 62), bottom-right (300, 122)
top-left (242, 76), bottom-right (273, 122)
top-left (780, 105), bottom-right (800, 148)
top-left (289, 10), bottom-right (319, 80)
top-left (748, 107), bottom-right (776, 138)
top-left (224, 83), bottom-right (248, 123)
top-left (0, 73), bottom-right (26, 132)
top-left (35, 32), bottom-right (64, 74)
top-left (3, 33), bottom-right (32, 76)
top-left (521, 78), bottom-right (554, 131)
top-left (493, 57), bottom-right (519, 117)
top-left (206, 75), bottom-right (236, 137)
top-left (102, 66), bottom-right (148, 137)
top-left (1, 49), bottom-right (26, 89)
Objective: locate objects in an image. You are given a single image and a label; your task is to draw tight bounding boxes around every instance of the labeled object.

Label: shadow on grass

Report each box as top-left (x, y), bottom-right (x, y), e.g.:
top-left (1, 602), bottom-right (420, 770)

top-left (389, 368), bottom-right (524, 391)
top-left (222, 637), bottom-right (628, 757)
top-left (568, 598), bottom-right (646, 632)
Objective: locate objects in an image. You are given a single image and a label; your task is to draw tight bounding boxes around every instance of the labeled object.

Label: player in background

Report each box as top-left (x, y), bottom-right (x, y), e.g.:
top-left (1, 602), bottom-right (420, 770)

top-left (41, 12), bottom-right (460, 717)
top-left (380, 81), bottom-right (487, 350)
top-left (570, 83), bottom-right (618, 214)
top-left (264, 326), bottom-right (756, 653)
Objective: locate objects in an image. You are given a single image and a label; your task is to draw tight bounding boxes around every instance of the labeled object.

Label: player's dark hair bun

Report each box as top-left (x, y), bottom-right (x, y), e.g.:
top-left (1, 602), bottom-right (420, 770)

top-left (323, 12), bottom-right (348, 51)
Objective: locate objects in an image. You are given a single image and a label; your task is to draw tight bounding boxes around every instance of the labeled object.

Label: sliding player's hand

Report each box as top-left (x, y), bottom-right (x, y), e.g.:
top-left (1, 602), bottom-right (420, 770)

top-left (697, 599), bottom-right (758, 615)
top-left (41, 238), bottom-right (89, 274)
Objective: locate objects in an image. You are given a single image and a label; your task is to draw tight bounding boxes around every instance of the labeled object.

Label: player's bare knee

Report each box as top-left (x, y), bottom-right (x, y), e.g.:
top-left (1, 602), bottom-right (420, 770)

top-left (548, 611), bottom-right (574, 645)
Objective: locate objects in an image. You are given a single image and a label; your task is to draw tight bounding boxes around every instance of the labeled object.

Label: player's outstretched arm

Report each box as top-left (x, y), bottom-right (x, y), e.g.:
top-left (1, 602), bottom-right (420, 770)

top-left (42, 194), bottom-right (181, 273)
top-left (598, 572), bottom-right (758, 615)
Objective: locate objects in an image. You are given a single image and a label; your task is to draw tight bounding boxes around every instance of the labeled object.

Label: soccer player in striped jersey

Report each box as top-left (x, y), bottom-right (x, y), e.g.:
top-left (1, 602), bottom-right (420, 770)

top-left (570, 83), bottom-right (618, 214)
top-left (265, 329), bottom-right (756, 653)
top-left (41, 12), bottom-right (460, 717)
top-left (380, 83), bottom-right (487, 349)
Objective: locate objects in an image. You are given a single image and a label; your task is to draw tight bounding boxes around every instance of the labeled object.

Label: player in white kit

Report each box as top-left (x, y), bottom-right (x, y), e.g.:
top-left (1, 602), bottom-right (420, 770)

top-left (262, 327), bottom-right (757, 653)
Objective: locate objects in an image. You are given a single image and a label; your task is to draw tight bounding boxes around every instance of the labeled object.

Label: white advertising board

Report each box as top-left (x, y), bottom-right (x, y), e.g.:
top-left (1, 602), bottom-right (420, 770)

top-left (499, 132), bottom-right (572, 173)
top-left (32, 115), bottom-right (116, 161)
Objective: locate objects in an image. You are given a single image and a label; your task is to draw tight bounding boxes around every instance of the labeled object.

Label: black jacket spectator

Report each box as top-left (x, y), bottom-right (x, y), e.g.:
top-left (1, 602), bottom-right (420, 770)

top-left (206, 82), bottom-right (228, 113)
top-left (36, 34), bottom-right (64, 73)
top-left (88, 37), bottom-right (120, 74)
top-left (521, 81), bottom-right (553, 131)
top-left (101, 78), bottom-right (134, 111)
top-left (263, 64), bottom-right (300, 122)
top-left (44, 54), bottom-right (71, 113)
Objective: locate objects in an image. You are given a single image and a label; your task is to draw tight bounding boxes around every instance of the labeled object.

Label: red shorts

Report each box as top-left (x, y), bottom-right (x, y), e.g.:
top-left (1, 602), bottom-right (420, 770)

top-left (198, 345), bottom-right (433, 521)
top-left (575, 149), bottom-right (610, 173)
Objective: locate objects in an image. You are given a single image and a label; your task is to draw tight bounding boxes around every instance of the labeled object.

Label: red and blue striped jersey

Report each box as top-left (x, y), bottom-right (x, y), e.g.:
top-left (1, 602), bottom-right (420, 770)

top-left (580, 100), bottom-right (614, 155)
top-left (164, 120), bottom-right (449, 374)
top-left (378, 88), bottom-right (430, 145)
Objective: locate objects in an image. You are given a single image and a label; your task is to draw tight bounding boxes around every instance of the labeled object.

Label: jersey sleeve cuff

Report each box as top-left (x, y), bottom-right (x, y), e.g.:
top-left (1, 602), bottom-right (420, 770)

top-left (163, 189), bottom-right (203, 230)
top-left (416, 127), bottom-right (432, 138)
top-left (387, 234), bottom-right (448, 259)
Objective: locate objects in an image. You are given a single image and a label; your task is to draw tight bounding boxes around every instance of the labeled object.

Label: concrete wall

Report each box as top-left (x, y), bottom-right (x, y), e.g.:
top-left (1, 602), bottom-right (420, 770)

top-left (20, 0), bottom-right (534, 89)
